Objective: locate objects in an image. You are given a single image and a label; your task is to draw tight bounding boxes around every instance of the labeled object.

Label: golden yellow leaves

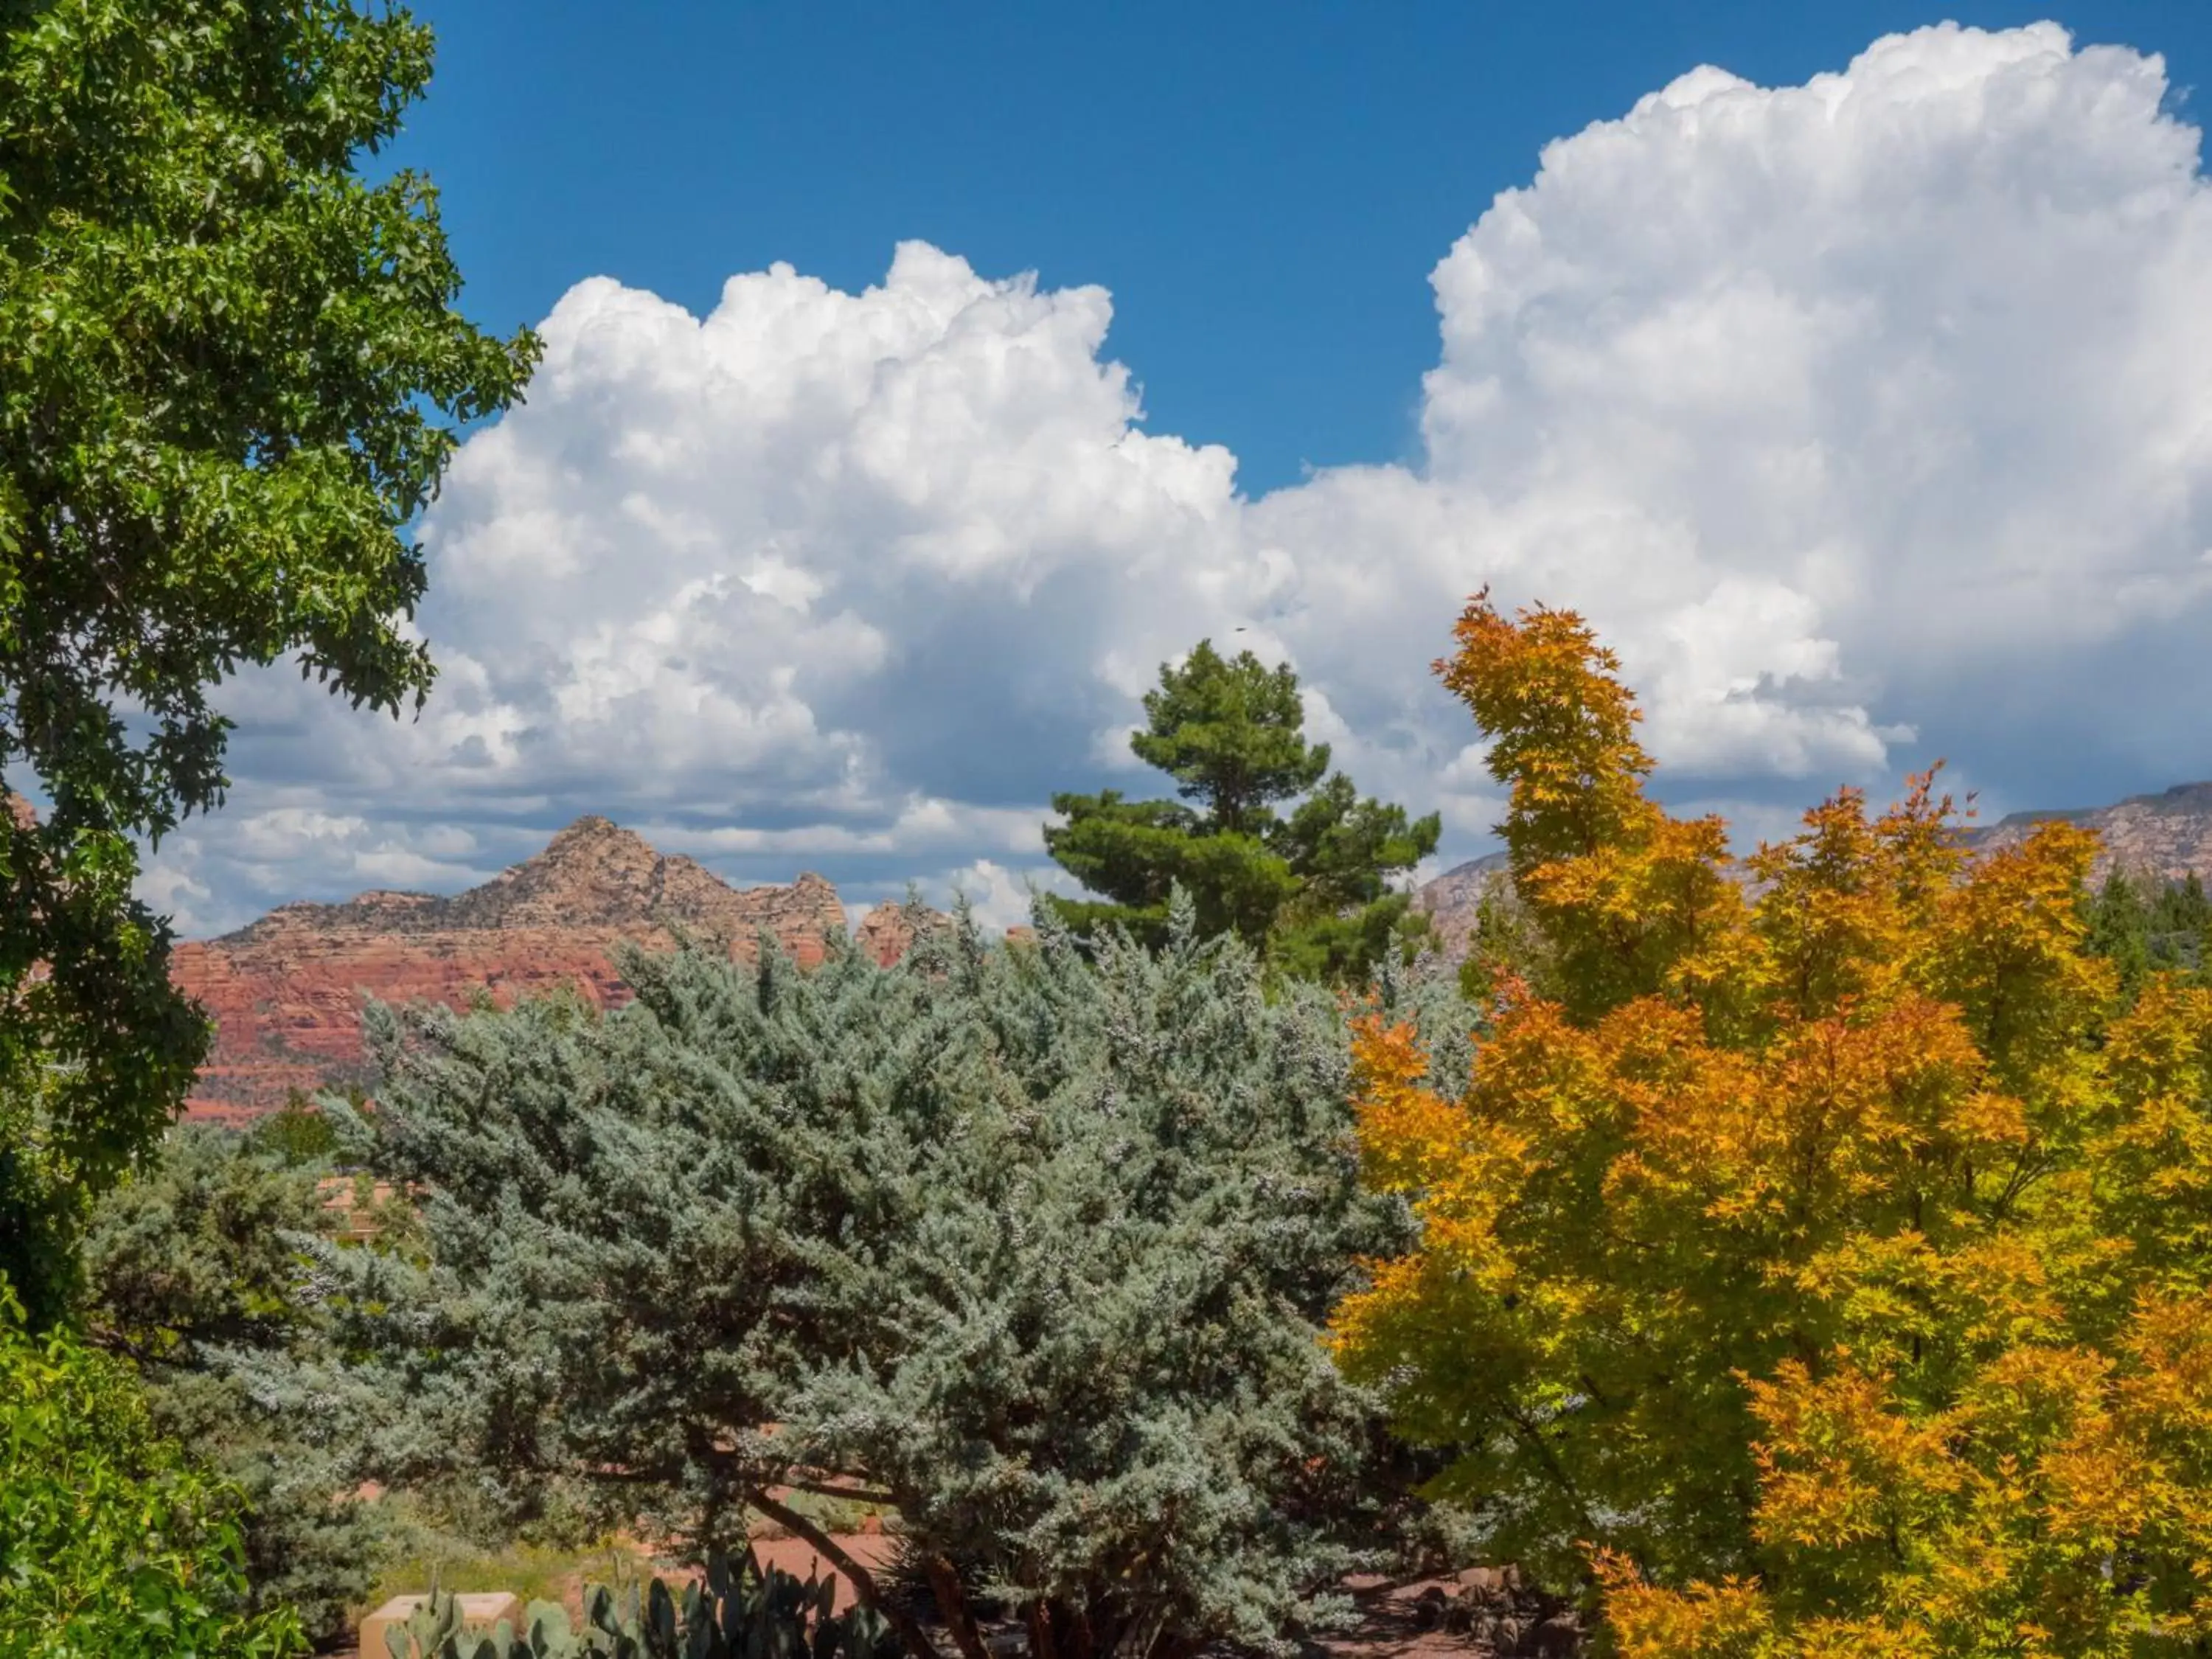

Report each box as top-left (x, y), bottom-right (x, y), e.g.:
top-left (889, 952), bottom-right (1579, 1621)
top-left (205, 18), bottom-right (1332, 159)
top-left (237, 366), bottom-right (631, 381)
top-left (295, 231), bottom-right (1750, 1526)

top-left (1593, 1554), bottom-right (1780, 1659)
top-left (1336, 593), bottom-right (2212, 1654)
top-left (1748, 1357), bottom-right (1958, 1552)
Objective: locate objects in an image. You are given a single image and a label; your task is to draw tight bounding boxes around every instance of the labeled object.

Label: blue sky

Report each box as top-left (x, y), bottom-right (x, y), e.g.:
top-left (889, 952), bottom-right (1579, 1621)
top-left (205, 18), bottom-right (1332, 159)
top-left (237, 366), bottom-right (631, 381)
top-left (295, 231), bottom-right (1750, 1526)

top-left (145, 6), bottom-right (2212, 933)
top-left (396, 1), bottom-right (2211, 495)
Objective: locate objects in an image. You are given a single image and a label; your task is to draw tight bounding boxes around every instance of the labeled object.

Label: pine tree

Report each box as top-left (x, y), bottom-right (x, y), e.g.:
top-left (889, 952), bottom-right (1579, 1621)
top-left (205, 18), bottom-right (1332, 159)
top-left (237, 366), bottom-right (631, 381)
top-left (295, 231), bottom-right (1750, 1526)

top-left (2086, 866), bottom-right (2156, 996)
top-left (2084, 867), bottom-right (2212, 996)
top-left (1046, 641), bottom-right (1439, 983)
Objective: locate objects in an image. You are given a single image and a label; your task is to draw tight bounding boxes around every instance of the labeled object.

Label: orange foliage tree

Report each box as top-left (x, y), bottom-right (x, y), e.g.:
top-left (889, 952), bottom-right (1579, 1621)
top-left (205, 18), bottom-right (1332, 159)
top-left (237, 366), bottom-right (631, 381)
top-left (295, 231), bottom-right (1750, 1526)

top-left (1333, 593), bottom-right (2212, 1657)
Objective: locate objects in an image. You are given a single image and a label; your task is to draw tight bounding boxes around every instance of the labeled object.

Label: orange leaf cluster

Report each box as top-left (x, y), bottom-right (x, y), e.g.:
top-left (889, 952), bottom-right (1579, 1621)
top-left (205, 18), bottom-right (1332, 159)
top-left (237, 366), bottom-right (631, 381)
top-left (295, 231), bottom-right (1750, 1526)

top-left (1334, 594), bottom-right (2212, 1656)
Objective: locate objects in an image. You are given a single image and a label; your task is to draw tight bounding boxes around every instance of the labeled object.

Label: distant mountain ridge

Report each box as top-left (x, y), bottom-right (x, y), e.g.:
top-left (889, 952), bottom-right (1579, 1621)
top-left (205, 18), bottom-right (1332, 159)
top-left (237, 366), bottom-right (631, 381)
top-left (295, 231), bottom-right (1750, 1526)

top-left (150, 782), bottom-right (2212, 1111)
top-left (1416, 782), bottom-right (2212, 961)
top-left (211, 814), bottom-right (839, 943)
top-left (1963, 782), bottom-right (2212, 882)
top-left (173, 815), bottom-right (908, 1119)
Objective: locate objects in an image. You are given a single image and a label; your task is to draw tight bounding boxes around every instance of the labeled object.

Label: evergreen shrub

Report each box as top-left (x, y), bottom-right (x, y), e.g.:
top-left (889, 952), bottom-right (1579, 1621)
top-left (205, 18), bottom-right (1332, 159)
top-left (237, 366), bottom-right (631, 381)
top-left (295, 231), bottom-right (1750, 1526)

top-left (310, 905), bottom-right (1448, 1659)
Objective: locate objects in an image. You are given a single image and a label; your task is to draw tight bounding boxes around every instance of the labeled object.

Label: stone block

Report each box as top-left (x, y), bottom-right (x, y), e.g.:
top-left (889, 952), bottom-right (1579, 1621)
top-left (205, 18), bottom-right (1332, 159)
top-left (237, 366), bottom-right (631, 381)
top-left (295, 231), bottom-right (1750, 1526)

top-left (359, 1591), bottom-right (521, 1658)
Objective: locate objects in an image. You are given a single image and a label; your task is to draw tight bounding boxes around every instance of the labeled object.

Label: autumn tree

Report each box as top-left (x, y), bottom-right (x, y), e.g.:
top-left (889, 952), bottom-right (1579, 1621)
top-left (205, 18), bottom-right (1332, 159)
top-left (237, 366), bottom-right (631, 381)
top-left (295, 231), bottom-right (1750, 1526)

top-left (1046, 640), bottom-right (1439, 983)
top-left (1334, 591), bottom-right (2212, 1656)
top-left (0, 0), bottom-right (537, 1324)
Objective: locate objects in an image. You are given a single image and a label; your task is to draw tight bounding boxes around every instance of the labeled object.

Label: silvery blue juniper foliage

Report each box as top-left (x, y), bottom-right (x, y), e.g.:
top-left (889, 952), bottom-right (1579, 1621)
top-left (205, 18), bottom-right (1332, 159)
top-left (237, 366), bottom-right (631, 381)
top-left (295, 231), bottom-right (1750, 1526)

top-left (313, 896), bottom-right (1437, 1659)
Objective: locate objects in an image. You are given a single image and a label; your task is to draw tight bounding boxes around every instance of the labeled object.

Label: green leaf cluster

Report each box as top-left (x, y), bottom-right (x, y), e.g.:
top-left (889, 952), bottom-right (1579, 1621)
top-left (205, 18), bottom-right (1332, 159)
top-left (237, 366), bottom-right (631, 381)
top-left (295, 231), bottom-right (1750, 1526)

top-left (2083, 866), bottom-right (2212, 998)
top-left (0, 0), bottom-right (535, 1321)
top-left (79, 1123), bottom-right (403, 1646)
top-left (1046, 641), bottom-right (1440, 983)
top-left (297, 911), bottom-right (1445, 1659)
top-left (0, 1278), bottom-right (302, 1658)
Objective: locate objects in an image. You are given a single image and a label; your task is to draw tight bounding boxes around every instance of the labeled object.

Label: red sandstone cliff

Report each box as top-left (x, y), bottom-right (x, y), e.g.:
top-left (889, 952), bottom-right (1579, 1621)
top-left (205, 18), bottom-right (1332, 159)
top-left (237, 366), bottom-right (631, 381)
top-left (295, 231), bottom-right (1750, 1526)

top-left (172, 816), bottom-right (849, 1119)
top-left (851, 898), bottom-right (956, 966)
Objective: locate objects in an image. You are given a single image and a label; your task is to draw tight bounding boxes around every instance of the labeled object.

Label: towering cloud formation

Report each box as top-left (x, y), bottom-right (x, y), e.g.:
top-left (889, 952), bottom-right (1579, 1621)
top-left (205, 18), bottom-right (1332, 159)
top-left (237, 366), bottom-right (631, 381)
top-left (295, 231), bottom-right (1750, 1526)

top-left (142, 23), bottom-right (2212, 936)
top-left (1371, 21), bottom-right (2212, 786)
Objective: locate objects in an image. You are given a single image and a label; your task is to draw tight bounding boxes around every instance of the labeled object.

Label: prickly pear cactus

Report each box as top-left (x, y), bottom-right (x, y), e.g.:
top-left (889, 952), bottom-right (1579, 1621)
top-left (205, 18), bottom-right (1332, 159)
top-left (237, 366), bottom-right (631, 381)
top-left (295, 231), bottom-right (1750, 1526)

top-left (383, 1583), bottom-right (472, 1659)
top-left (380, 1552), bottom-right (905, 1659)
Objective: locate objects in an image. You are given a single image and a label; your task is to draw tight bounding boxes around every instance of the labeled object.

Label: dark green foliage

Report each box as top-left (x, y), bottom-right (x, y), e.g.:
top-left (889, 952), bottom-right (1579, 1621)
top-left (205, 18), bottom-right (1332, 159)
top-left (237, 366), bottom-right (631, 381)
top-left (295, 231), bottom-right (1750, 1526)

top-left (1129, 641), bottom-right (1327, 835)
top-left (251, 1091), bottom-right (347, 1167)
top-left (2082, 866), bottom-right (2212, 998)
top-left (0, 1279), bottom-right (302, 1657)
top-left (304, 907), bottom-right (1435, 1659)
top-left (1268, 774), bottom-right (1449, 984)
top-left (81, 1124), bottom-right (328, 1362)
top-left (1046, 640), bottom-right (1439, 983)
top-left (0, 817), bottom-right (205, 1328)
top-left (0, 0), bottom-right (537, 1321)
top-left (80, 1125), bottom-right (398, 1646)
top-left (0, 1127), bottom-right (85, 1334)
top-left (381, 1554), bottom-right (905, 1659)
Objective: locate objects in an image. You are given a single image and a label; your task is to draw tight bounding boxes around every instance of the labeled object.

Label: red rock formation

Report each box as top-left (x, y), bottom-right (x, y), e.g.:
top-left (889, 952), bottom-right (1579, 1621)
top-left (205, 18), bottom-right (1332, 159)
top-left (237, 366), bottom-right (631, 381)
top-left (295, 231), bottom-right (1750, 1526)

top-left (171, 816), bottom-right (849, 1118)
top-left (852, 899), bottom-right (953, 967)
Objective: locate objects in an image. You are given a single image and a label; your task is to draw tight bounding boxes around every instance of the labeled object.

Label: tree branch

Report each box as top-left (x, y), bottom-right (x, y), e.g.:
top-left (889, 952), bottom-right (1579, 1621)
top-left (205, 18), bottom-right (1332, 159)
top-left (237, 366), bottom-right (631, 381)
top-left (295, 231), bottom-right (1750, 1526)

top-left (745, 1486), bottom-right (939, 1659)
top-left (782, 1472), bottom-right (900, 1507)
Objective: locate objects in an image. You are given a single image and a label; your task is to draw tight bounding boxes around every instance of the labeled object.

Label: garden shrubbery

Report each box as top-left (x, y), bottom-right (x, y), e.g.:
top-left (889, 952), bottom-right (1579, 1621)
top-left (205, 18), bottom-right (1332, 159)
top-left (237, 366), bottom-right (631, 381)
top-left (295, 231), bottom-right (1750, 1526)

top-left (292, 907), bottom-right (1460, 1659)
top-left (0, 1283), bottom-right (300, 1658)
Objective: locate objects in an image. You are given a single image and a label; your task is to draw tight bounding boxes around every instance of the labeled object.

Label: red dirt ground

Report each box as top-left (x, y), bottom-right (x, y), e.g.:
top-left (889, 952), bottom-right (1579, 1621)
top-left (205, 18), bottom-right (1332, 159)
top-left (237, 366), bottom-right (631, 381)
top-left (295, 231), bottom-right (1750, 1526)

top-left (335, 1543), bottom-right (1520, 1659)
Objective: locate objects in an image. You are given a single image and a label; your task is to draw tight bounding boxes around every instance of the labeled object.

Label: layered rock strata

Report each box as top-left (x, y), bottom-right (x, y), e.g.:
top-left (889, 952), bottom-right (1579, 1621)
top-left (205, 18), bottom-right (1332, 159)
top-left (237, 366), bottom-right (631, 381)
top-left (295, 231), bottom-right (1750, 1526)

top-left (171, 816), bottom-right (847, 1118)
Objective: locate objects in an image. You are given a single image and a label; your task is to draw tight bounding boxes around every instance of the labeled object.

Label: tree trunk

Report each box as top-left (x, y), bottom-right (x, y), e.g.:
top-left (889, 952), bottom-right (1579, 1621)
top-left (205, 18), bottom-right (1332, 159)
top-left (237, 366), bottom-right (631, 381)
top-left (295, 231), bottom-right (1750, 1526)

top-left (1026, 1601), bottom-right (1057, 1659)
top-left (925, 1555), bottom-right (991, 1659)
top-left (1062, 1599), bottom-right (1096, 1659)
top-left (744, 1487), bottom-right (939, 1659)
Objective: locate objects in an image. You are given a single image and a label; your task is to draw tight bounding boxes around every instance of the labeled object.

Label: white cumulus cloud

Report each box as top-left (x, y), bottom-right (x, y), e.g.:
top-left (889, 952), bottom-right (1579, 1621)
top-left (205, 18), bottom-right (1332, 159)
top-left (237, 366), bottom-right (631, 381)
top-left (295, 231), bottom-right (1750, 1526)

top-left (145, 21), bottom-right (2212, 935)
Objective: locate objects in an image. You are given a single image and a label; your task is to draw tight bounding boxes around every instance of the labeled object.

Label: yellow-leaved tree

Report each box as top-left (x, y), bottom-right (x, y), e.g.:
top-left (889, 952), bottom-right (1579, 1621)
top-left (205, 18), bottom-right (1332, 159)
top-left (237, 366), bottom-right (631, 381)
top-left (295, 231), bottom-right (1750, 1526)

top-left (1333, 593), bottom-right (2212, 1658)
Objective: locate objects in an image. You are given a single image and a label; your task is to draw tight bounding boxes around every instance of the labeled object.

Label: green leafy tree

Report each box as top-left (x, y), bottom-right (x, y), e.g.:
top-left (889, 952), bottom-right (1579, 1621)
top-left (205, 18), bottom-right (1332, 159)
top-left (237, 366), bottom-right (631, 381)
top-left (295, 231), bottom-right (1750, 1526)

top-left (80, 1124), bottom-right (400, 1646)
top-left (0, 1279), bottom-right (302, 1657)
top-left (1046, 641), bottom-right (1440, 982)
top-left (0, 0), bottom-right (538, 1324)
top-left (248, 1091), bottom-right (344, 1168)
top-left (285, 914), bottom-right (1444, 1659)
top-left (2084, 866), bottom-right (2212, 999)
top-left (2086, 866), bottom-right (2157, 997)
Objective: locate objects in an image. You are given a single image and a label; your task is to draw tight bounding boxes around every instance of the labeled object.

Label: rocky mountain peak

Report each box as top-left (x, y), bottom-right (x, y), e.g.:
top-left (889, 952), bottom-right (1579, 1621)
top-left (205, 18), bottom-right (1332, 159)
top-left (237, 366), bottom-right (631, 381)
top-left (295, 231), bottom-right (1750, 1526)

top-left (444, 814), bottom-right (672, 931)
top-left (1968, 779), bottom-right (2212, 882)
top-left (217, 815), bottom-right (836, 946)
top-left (175, 817), bottom-right (854, 1117)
